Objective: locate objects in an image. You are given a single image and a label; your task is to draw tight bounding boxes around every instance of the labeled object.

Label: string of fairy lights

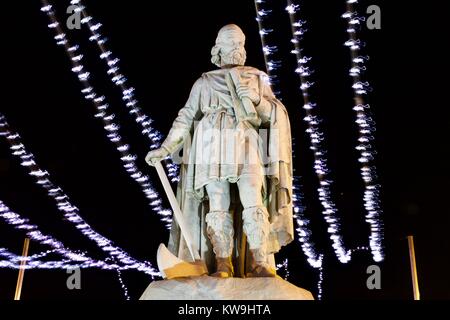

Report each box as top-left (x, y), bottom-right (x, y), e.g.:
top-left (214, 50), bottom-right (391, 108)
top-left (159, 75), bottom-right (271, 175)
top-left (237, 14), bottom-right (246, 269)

top-left (0, 199), bottom-right (157, 273)
top-left (39, 0), bottom-right (177, 296)
top-left (254, 1), bottom-right (323, 269)
top-left (254, 0), bottom-right (282, 95)
top-left (254, 0), bottom-right (384, 297)
top-left (285, 0), bottom-right (351, 265)
top-left (115, 269), bottom-right (131, 300)
top-left (285, 0), bottom-right (385, 264)
top-left (0, 114), bottom-right (159, 276)
top-left (254, 0), bottom-right (324, 299)
top-left (275, 258), bottom-right (290, 280)
top-left (0, 249), bottom-right (60, 264)
top-left (342, 0), bottom-right (384, 262)
top-left (291, 178), bottom-right (323, 269)
top-left (0, 199), bottom-right (91, 264)
top-left (68, 0), bottom-right (179, 183)
top-left (40, 1), bottom-right (173, 230)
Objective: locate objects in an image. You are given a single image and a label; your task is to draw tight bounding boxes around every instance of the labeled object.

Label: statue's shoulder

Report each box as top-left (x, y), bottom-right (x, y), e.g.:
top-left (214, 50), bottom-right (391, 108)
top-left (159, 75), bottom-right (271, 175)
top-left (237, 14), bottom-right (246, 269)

top-left (233, 66), bottom-right (267, 77)
top-left (201, 69), bottom-right (225, 78)
top-left (190, 75), bottom-right (206, 89)
top-left (240, 65), bottom-right (263, 72)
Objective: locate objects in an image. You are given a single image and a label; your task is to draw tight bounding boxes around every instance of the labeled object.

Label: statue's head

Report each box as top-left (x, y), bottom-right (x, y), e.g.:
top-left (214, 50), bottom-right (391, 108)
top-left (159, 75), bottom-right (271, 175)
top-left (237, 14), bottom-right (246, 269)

top-left (211, 24), bottom-right (247, 68)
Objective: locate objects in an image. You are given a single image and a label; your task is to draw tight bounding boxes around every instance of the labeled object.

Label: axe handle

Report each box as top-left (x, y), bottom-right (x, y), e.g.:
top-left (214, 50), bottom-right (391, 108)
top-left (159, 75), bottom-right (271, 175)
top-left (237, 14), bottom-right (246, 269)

top-left (155, 162), bottom-right (199, 261)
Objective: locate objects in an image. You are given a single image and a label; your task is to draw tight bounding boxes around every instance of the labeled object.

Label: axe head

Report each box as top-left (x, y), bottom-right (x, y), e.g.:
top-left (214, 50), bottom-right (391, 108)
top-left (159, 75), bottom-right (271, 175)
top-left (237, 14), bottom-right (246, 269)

top-left (157, 243), bottom-right (208, 279)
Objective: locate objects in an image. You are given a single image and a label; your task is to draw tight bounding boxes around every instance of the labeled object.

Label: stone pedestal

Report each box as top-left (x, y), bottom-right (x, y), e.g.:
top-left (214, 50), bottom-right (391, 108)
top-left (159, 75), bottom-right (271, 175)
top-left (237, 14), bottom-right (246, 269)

top-left (140, 276), bottom-right (314, 300)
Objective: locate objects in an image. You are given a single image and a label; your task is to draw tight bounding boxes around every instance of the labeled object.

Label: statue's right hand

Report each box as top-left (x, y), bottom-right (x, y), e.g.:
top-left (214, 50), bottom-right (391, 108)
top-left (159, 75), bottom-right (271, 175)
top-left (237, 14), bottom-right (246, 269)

top-left (145, 148), bottom-right (169, 166)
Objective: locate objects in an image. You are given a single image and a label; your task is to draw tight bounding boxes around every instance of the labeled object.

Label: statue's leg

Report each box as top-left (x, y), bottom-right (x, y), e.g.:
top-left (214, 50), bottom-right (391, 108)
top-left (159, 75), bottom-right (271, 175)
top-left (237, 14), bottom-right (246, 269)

top-left (205, 180), bottom-right (234, 278)
top-left (237, 175), bottom-right (276, 277)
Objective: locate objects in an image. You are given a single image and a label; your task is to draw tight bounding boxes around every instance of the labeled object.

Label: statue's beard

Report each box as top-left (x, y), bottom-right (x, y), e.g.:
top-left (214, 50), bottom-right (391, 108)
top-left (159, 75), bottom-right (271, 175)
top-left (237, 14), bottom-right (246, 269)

top-left (221, 48), bottom-right (247, 66)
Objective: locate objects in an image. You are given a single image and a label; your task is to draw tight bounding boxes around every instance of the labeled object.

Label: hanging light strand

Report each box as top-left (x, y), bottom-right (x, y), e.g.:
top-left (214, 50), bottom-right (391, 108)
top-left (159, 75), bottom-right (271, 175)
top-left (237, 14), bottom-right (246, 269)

top-left (0, 199), bottom-right (92, 263)
top-left (254, 0), bottom-right (323, 274)
top-left (292, 178), bottom-right (323, 268)
top-left (342, 0), bottom-right (384, 262)
top-left (115, 269), bottom-right (131, 300)
top-left (317, 266), bottom-right (324, 300)
top-left (292, 183), bottom-right (324, 299)
top-left (254, 0), bottom-right (282, 95)
top-left (0, 114), bottom-right (159, 276)
top-left (254, 0), bottom-right (325, 297)
top-left (275, 258), bottom-right (290, 280)
top-left (0, 200), bottom-right (159, 274)
top-left (286, 0), bottom-right (351, 263)
top-left (39, 1), bottom-right (173, 229)
top-left (0, 248), bottom-right (62, 264)
top-left (67, 0), bottom-right (179, 183)
top-left (0, 254), bottom-right (124, 271)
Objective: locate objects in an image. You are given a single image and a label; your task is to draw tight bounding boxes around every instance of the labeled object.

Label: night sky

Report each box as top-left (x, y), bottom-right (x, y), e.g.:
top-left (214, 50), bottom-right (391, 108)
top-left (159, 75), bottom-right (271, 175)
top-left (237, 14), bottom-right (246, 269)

top-left (1, 0), bottom-right (449, 300)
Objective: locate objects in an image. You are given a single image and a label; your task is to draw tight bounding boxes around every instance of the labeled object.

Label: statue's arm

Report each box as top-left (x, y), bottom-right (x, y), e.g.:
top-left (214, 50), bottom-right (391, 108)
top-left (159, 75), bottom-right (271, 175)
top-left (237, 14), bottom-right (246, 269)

top-left (160, 78), bottom-right (203, 153)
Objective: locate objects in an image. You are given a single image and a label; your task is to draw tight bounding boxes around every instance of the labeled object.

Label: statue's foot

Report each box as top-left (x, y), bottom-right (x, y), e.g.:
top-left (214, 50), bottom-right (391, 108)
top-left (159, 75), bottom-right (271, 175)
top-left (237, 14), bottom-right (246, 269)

top-left (211, 257), bottom-right (234, 278)
top-left (246, 264), bottom-right (277, 278)
top-left (211, 271), bottom-right (232, 278)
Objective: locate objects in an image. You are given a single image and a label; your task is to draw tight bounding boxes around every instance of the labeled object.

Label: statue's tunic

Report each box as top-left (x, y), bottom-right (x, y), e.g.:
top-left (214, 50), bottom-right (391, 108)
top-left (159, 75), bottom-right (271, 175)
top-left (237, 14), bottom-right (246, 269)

top-left (166, 66), bottom-right (272, 199)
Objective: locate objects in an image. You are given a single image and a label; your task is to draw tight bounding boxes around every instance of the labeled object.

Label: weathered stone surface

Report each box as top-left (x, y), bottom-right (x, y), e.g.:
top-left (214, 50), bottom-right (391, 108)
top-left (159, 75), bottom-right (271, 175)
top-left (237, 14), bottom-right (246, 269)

top-left (140, 276), bottom-right (314, 300)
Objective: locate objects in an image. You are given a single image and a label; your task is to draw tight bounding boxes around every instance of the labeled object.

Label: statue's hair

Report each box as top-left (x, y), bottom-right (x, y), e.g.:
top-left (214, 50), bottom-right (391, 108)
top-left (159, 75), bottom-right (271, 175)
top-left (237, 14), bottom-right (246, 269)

top-left (211, 24), bottom-right (246, 67)
top-left (211, 45), bottom-right (222, 67)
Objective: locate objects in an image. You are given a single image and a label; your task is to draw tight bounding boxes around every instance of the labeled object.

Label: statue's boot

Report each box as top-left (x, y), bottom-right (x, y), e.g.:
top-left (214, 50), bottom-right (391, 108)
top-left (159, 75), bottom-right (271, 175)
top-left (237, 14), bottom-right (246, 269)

top-left (211, 256), bottom-right (234, 278)
top-left (242, 206), bottom-right (277, 278)
top-left (205, 211), bottom-right (234, 278)
top-left (247, 249), bottom-right (277, 278)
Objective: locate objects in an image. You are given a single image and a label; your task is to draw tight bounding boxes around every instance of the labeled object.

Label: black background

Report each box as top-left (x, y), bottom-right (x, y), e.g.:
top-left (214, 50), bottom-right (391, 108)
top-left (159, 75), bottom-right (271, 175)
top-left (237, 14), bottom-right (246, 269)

top-left (0, 0), bottom-right (449, 300)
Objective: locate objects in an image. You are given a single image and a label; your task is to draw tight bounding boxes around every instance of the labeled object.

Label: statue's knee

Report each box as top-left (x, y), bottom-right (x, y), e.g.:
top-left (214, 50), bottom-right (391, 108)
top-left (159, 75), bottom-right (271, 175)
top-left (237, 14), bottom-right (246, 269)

top-left (206, 182), bottom-right (230, 212)
top-left (237, 176), bottom-right (264, 208)
top-left (208, 192), bottom-right (230, 212)
top-left (239, 189), bottom-right (263, 209)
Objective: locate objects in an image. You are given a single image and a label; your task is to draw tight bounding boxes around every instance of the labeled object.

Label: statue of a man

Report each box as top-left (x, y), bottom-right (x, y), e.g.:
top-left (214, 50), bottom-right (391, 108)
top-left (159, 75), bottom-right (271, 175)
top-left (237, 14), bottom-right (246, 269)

top-left (146, 24), bottom-right (294, 278)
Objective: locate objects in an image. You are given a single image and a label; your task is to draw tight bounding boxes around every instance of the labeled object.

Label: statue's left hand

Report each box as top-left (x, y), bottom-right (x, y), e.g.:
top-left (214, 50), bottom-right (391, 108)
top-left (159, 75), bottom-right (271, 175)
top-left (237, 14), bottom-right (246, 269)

top-left (236, 85), bottom-right (261, 105)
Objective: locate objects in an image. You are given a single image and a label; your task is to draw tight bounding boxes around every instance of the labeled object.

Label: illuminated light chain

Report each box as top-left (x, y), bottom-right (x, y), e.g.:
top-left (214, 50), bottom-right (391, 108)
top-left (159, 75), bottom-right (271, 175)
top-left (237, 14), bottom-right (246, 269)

top-left (39, 1), bottom-right (173, 229)
top-left (253, 0), bottom-right (282, 95)
top-left (103, 256), bottom-right (131, 300)
top-left (0, 252), bottom-right (158, 272)
top-left (342, 0), bottom-right (384, 262)
top-left (292, 178), bottom-right (323, 269)
top-left (255, 0), bottom-right (323, 276)
top-left (286, 0), bottom-right (351, 263)
top-left (317, 267), bottom-right (323, 300)
top-left (67, 0), bottom-right (179, 183)
top-left (0, 249), bottom-right (119, 271)
top-left (0, 256), bottom-right (89, 270)
top-left (0, 254), bottom-right (122, 271)
top-left (116, 269), bottom-right (131, 300)
top-left (0, 258), bottom-right (87, 270)
top-left (0, 199), bottom-right (92, 263)
top-left (0, 248), bottom-right (60, 263)
top-left (276, 258), bottom-right (290, 280)
top-left (349, 246), bottom-right (369, 255)
top-left (292, 182), bottom-right (324, 299)
top-left (0, 115), bottom-right (159, 276)
top-left (0, 201), bottom-right (160, 274)
top-left (255, 0), bottom-right (324, 297)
